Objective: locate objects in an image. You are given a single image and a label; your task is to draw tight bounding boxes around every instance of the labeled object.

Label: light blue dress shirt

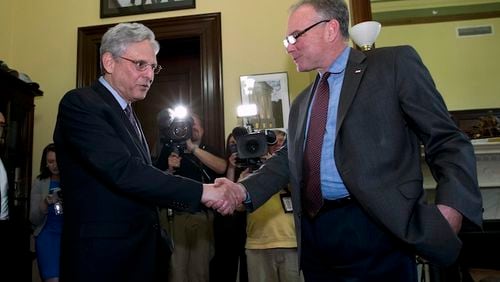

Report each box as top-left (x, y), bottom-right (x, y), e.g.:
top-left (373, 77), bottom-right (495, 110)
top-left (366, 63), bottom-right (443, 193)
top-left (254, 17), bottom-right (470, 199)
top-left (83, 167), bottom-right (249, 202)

top-left (99, 76), bottom-right (128, 110)
top-left (305, 47), bottom-right (351, 200)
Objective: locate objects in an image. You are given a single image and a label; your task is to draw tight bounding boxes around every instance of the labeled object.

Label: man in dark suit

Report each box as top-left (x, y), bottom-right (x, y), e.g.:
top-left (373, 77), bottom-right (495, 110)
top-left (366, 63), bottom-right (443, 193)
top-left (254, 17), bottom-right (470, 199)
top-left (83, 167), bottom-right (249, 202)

top-left (215, 0), bottom-right (483, 281)
top-left (53, 22), bottom-right (241, 282)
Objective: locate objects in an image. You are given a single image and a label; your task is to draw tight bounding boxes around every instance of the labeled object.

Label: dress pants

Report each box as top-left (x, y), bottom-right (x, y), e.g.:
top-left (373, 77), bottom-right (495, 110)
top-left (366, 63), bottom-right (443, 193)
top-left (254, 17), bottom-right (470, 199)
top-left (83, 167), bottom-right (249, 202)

top-left (301, 199), bottom-right (417, 282)
top-left (246, 248), bottom-right (303, 282)
top-left (168, 210), bottom-right (214, 282)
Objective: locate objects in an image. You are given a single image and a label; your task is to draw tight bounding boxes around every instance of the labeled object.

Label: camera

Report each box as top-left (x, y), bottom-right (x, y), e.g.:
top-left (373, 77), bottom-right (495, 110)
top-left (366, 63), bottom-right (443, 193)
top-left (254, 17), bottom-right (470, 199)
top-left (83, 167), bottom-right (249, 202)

top-left (50, 188), bottom-right (63, 215)
top-left (234, 130), bottom-right (277, 170)
top-left (157, 108), bottom-right (193, 154)
top-left (166, 117), bottom-right (193, 143)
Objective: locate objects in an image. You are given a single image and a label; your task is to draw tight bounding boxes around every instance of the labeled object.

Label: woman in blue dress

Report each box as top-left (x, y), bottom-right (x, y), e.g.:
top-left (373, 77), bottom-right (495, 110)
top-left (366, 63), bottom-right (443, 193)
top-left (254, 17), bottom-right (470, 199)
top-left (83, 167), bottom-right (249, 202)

top-left (30, 143), bottom-right (63, 282)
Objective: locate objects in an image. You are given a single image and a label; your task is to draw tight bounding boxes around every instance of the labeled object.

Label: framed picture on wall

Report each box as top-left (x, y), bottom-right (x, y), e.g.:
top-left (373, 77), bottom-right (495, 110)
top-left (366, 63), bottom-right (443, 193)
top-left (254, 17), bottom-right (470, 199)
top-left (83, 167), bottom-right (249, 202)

top-left (240, 72), bottom-right (290, 131)
top-left (100, 0), bottom-right (196, 18)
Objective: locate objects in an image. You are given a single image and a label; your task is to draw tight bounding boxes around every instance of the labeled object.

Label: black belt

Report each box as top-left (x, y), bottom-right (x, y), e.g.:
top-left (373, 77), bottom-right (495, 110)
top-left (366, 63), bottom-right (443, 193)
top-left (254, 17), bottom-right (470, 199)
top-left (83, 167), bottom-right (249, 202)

top-left (321, 196), bottom-right (354, 211)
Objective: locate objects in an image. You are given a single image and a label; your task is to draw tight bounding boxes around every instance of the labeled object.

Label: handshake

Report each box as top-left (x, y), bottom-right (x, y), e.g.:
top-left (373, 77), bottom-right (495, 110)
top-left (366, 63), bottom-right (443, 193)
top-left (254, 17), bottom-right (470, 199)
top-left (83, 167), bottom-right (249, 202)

top-left (201, 178), bottom-right (247, 215)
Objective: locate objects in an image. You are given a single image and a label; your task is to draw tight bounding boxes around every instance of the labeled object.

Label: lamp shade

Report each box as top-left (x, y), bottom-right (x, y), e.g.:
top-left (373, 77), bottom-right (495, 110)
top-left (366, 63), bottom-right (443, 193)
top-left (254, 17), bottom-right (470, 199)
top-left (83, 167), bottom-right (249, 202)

top-left (349, 21), bottom-right (381, 51)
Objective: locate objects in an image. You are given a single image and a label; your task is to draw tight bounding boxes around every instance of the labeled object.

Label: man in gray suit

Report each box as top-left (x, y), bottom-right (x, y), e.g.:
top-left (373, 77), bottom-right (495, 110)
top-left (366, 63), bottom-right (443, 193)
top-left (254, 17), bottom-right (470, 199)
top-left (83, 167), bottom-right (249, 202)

top-left (215, 0), bottom-right (483, 281)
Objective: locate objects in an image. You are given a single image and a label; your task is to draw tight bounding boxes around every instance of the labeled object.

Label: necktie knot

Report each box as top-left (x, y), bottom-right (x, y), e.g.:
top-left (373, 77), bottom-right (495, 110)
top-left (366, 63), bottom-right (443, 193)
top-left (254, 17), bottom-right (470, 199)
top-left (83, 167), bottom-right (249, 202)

top-left (124, 104), bottom-right (133, 118)
top-left (320, 71), bottom-right (331, 84)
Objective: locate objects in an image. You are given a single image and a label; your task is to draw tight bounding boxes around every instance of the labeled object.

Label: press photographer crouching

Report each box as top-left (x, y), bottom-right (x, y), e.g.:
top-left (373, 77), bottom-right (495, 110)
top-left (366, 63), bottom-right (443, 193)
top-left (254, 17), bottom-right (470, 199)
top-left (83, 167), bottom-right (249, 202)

top-left (154, 107), bottom-right (226, 282)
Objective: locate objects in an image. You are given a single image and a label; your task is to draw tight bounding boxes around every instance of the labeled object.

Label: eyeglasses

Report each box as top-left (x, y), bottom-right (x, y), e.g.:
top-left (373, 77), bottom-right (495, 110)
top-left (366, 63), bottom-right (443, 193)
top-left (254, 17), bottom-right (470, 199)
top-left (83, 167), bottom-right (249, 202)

top-left (118, 56), bottom-right (163, 74)
top-left (283, 19), bottom-right (331, 48)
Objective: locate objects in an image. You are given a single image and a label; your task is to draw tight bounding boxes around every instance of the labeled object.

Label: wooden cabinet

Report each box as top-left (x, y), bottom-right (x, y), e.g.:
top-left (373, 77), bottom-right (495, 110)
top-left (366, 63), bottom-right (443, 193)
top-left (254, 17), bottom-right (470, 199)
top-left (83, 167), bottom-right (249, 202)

top-left (0, 68), bottom-right (42, 281)
top-left (0, 68), bottom-right (42, 220)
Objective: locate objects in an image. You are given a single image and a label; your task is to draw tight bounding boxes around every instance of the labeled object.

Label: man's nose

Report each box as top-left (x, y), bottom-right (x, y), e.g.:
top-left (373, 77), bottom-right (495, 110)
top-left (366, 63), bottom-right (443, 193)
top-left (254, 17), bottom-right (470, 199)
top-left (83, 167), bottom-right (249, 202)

top-left (285, 44), bottom-right (296, 54)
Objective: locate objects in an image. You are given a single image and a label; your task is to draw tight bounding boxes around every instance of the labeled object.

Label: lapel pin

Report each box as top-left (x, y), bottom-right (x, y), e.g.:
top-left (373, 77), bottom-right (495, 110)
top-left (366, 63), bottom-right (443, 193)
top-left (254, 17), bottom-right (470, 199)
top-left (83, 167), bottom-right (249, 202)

top-left (355, 69), bottom-right (362, 74)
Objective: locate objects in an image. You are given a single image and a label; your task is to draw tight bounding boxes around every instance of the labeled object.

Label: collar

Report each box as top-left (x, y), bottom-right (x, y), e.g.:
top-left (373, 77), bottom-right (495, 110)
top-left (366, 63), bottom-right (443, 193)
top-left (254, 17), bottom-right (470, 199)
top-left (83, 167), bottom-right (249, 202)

top-left (327, 46), bottom-right (351, 75)
top-left (99, 76), bottom-right (129, 110)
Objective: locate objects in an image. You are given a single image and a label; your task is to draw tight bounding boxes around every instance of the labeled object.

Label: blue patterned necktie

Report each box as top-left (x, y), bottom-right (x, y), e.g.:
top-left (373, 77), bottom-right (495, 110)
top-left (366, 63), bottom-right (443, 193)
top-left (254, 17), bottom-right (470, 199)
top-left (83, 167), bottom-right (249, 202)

top-left (303, 72), bottom-right (330, 217)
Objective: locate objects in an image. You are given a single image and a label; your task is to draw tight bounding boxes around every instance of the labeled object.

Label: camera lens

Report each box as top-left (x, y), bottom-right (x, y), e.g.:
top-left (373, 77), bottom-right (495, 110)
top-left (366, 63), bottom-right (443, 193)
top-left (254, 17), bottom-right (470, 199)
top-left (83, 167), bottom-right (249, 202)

top-left (173, 124), bottom-right (189, 138)
top-left (264, 130), bottom-right (277, 145)
top-left (168, 118), bottom-right (192, 141)
top-left (245, 139), bottom-right (261, 154)
top-left (236, 132), bottom-right (267, 159)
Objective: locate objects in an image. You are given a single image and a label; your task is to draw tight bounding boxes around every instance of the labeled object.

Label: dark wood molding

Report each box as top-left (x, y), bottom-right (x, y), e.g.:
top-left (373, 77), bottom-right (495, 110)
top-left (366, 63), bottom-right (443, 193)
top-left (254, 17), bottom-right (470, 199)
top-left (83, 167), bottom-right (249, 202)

top-left (374, 9), bottom-right (500, 26)
top-left (349, 0), bottom-right (372, 25)
top-left (76, 13), bottom-right (225, 155)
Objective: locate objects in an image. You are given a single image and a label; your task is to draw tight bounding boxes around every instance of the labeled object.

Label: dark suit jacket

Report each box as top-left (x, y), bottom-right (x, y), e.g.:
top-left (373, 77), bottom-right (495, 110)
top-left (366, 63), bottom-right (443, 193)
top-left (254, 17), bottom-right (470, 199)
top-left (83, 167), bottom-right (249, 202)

top-left (240, 46), bottom-right (483, 266)
top-left (54, 81), bottom-right (203, 282)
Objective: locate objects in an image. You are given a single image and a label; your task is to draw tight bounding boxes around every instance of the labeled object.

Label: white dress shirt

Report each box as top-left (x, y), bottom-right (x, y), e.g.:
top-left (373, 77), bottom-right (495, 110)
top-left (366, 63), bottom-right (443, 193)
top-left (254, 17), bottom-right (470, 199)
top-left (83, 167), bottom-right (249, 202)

top-left (0, 158), bottom-right (9, 220)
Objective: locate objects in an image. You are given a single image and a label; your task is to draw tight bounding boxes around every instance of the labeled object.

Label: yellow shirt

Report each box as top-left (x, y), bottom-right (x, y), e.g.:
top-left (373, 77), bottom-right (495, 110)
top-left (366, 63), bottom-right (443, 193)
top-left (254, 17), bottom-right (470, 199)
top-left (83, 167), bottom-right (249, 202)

top-left (245, 190), bottom-right (297, 249)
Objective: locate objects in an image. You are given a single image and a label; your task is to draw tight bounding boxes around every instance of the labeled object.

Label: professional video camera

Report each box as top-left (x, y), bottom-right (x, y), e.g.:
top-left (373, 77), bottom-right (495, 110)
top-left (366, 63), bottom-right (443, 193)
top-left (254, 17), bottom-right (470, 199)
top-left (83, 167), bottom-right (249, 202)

top-left (157, 106), bottom-right (193, 154)
top-left (233, 130), bottom-right (277, 170)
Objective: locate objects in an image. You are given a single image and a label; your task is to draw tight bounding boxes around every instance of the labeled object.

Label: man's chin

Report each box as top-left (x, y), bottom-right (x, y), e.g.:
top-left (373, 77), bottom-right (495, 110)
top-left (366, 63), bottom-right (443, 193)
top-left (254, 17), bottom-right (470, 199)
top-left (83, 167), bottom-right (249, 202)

top-left (296, 64), bottom-right (311, 73)
top-left (132, 92), bottom-right (148, 101)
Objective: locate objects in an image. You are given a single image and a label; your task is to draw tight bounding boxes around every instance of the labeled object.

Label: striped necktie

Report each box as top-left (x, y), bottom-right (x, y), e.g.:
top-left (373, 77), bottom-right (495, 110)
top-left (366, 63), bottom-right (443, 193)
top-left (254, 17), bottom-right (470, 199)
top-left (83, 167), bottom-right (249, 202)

top-left (124, 104), bottom-right (141, 138)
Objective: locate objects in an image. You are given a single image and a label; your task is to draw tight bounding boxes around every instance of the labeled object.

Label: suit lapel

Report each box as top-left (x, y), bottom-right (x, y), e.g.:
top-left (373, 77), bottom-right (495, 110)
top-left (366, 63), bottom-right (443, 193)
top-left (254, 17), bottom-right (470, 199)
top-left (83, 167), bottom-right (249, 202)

top-left (92, 82), bottom-right (152, 164)
top-left (336, 49), bottom-right (367, 136)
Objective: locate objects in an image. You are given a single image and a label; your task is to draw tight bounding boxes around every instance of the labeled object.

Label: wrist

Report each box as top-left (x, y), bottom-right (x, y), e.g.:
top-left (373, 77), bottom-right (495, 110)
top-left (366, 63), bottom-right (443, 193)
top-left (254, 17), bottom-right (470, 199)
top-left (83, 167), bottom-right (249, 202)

top-left (238, 184), bottom-right (250, 203)
top-left (191, 144), bottom-right (199, 154)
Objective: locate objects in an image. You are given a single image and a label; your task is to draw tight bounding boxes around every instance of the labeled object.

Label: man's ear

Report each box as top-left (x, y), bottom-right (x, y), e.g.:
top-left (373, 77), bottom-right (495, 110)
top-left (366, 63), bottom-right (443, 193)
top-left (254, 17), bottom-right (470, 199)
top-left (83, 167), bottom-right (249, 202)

top-left (101, 52), bottom-right (115, 74)
top-left (326, 19), bottom-right (340, 42)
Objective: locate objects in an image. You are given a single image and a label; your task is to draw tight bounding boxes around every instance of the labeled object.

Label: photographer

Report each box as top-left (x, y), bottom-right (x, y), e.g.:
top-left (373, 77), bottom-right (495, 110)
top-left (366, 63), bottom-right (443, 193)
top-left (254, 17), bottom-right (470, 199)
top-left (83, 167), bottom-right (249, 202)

top-left (155, 112), bottom-right (226, 282)
top-left (242, 130), bottom-right (303, 282)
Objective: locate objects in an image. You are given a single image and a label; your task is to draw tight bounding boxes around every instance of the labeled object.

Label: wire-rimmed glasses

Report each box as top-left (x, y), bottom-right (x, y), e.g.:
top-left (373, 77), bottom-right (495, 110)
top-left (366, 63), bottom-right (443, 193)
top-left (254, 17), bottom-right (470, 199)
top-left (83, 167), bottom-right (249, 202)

top-left (119, 56), bottom-right (163, 74)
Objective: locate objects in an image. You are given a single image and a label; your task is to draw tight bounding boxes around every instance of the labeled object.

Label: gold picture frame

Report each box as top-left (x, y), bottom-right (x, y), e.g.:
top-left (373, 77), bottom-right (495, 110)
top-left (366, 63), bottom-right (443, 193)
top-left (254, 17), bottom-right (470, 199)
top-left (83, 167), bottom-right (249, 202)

top-left (100, 0), bottom-right (195, 18)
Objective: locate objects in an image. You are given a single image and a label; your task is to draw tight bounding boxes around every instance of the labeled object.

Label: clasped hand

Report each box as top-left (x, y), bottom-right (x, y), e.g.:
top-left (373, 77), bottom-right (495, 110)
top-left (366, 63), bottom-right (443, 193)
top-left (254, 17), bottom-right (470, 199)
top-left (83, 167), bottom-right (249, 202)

top-left (201, 178), bottom-right (246, 215)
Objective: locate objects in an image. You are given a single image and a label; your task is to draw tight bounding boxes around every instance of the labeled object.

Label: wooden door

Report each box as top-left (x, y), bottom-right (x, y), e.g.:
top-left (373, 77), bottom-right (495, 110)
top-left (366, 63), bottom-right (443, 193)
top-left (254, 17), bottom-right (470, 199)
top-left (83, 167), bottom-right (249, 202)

top-left (135, 37), bottom-right (202, 157)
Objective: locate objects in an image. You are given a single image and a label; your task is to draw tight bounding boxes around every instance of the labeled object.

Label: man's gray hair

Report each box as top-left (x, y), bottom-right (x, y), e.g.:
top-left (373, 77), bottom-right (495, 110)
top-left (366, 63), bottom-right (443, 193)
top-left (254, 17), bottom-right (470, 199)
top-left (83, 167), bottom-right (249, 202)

top-left (290, 0), bottom-right (350, 39)
top-left (100, 22), bottom-right (160, 61)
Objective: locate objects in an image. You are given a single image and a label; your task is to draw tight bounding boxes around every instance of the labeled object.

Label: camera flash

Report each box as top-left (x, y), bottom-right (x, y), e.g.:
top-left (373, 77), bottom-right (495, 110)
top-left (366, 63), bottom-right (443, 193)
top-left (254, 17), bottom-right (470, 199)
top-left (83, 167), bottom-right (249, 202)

top-left (169, 105), bottom-right (188, 119)
top-left (237, 104), bottom-right (258, 118)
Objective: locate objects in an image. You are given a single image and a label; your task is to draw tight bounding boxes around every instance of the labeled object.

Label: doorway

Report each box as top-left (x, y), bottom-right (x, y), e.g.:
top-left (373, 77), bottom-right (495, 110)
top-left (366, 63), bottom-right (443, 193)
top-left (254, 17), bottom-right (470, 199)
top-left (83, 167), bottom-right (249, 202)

top-left (76, 13), bottom-right (225, 155)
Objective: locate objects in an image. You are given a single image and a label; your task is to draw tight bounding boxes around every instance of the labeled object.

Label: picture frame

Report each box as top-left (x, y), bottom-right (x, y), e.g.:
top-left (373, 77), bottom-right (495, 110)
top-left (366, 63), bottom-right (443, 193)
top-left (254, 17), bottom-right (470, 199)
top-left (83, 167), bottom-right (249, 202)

top-left (100, 0), bottom-right (195, 18)
top-left (240, 72), bottom-right (290, 131)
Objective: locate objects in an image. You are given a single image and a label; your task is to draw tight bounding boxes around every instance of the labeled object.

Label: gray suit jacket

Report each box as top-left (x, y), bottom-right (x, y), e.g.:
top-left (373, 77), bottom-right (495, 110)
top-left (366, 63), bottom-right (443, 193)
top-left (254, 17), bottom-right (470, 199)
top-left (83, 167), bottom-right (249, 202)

top-left (240, 46), bottom-right (482, 266)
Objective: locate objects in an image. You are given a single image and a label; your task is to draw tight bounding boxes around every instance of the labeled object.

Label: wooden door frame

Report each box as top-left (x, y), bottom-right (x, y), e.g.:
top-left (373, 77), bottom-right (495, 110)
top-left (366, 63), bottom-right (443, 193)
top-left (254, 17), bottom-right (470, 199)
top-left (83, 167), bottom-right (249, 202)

top-left (349, 0), bottom-right (372, 25)
top-left (76, 13), bottom-right (225, 154)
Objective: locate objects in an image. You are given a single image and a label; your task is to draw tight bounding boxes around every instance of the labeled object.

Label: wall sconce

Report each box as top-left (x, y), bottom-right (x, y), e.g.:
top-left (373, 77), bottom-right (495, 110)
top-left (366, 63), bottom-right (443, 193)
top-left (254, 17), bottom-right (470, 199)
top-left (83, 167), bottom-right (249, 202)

top-left (349, 21), bottom-right (381, 51)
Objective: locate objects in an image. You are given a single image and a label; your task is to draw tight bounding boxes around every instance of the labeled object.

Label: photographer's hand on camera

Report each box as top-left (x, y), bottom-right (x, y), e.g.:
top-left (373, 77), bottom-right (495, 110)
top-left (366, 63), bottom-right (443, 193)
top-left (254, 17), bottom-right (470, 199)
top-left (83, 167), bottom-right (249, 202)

top-left (167, 152), bottom-right (181, 173)
top-left (228, 152), bottom-right (238, 167)
top-left (238, 168), bottom-right (252, 181)
top-left (185, 139), bottom-right (198, 154)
